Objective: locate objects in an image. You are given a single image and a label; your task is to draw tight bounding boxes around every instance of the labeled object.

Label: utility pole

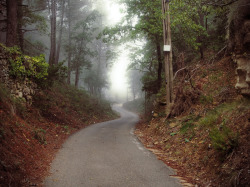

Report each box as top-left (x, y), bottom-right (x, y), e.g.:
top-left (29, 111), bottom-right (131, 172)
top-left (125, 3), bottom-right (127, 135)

top-left (162, 0), bottom-right (174, 116)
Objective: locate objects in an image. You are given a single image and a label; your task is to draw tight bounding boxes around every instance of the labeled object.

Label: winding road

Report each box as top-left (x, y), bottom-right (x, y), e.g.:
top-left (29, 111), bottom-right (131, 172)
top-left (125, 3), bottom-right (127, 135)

top-left (44, 105), bottom-right (182, 187)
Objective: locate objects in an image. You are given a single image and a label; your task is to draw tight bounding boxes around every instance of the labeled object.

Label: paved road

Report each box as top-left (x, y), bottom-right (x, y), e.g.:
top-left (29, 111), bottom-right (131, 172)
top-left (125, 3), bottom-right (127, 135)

top-left (44, 105), bottom-right (182, 187)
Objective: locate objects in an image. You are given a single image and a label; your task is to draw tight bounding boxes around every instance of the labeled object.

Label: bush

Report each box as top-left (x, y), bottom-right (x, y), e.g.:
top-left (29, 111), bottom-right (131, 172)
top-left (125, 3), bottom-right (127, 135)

top-left (0, 44), bottom-right (49, 84)
top-left (210, 124), bottom-right (239, 157)
top-left (199, 111), bottom-right (219, 127)
top-left (37, 62), bottom-right (67, 88)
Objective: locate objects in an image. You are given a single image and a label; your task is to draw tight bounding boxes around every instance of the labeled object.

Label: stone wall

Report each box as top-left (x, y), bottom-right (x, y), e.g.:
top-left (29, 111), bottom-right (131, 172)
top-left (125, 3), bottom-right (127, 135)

top-left (229, 0), bottom-right (250, 96)
top-left (0, 51), bottom-right (37, 104)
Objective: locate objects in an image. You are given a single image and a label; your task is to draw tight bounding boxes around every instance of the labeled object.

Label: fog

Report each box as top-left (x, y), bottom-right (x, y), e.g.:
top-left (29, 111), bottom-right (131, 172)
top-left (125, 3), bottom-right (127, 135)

top-left (0, 0), bottom-right (144, 103)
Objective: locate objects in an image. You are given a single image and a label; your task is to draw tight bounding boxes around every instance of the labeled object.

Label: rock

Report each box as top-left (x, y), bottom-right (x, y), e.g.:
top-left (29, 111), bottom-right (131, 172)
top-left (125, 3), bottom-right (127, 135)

top-left (153, 113), bottom-right (158, 118)
top-left (235, 56), bottom-right (250, 96)
top-left (30, 89), bottom-right (35, 95)
top-left (23, 87), bottom-right (31, 96)
top-left (18, 92), bottom-right (23, 98)
top-left (169, 123), bottom-right (177, 128)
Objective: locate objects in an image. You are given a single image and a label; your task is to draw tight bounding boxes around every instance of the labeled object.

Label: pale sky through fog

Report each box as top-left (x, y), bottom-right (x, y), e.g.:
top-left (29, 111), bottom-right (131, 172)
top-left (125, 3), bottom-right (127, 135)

top-left (94, 0), bottom-right (130, 101)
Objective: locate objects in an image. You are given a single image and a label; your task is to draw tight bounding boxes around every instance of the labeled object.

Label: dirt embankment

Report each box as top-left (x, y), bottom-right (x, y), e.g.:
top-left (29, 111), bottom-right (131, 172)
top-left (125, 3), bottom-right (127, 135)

top-left (134, 57), bottom-right (250, 187)
top-left (0, 83), bottom-right (118, 186)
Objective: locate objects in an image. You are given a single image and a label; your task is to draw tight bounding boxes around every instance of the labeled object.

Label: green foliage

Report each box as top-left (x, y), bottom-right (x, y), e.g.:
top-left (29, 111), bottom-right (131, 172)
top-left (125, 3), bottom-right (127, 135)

top-left (199, 111), bottom-right (219, 127)
top-left (1, 44), bottom-right (49, 83)
top-left (9, 54), bottom-right (49, 81)
top-left (170, 132), bottom-right (177, 136)
top-left (41, 62), bottom-right (67, 88)
top-left (210, 125), bottom-right (239, 157)
top-left (24, 55), bottom-right (49, 80)
top-left (180, 115), bottom-right (200, 142)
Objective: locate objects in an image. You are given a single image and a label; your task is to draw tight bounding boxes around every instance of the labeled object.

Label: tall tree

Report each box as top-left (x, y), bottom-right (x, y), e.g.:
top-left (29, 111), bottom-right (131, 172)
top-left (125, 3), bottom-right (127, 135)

top-left (49, 0), bottom-right (56, 66)
top-left (66, 0), bottom-right (72, 84)
top-left (6, 0), bottom-right (18, 47)
top-left (55, 0), bottom-right (65, 64)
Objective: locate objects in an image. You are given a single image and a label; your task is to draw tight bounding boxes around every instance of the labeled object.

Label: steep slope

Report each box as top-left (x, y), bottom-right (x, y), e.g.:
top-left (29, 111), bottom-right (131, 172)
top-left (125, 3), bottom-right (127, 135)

top-left (0, 82), bottom-right (118, 186)
top-left (134, 57), bottom-right (250, 186)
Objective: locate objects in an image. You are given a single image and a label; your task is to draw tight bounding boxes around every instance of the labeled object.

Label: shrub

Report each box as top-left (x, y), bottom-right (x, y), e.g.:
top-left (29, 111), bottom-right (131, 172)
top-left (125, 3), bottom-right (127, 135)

top-left (210, 124), bottom-right (239, 157)
top-left (0, 44), bottom-right (49, 83)
top-left (43, 62), bottom-right (67, 88)
top-left (199, 111), bottom-right (219, 127)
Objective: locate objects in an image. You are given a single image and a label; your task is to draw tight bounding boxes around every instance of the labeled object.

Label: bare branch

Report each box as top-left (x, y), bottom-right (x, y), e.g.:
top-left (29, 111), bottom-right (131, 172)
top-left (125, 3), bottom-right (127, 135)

top-left (21, 29), bottom-right (38, 32)
top-left (173, 66), bottom-right (187, 80)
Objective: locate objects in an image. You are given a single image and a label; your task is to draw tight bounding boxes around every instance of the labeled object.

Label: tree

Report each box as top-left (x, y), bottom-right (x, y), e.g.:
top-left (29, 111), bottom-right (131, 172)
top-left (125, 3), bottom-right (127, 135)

top-left (49, 0), bottom-right (56, 66)
top-left (6, 0), bottom-right (18, 47)
top-left (70, 10), bottom-right (98, 88)
top-left (55, 0), bottom-right (66, 64)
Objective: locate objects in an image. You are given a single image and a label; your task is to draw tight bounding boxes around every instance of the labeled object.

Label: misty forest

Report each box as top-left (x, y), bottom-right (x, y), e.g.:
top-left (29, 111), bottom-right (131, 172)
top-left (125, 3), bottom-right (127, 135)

top-left (0, 0), bottom-right (249, 186)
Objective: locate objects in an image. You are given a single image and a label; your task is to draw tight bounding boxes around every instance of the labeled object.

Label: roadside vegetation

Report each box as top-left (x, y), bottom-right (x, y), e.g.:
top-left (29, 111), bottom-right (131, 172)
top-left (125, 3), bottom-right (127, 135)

top-left (0, 45), bottom-right (118, 186)
top-left (0, 81), bottom-right (118, 186)
top-left (133, 57), bottom-right (250, 186)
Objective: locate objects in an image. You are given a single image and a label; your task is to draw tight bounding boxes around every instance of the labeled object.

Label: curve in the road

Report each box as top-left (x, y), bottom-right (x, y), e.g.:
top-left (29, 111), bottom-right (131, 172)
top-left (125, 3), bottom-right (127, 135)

top-left (44, 104), bottom-right (182, 187)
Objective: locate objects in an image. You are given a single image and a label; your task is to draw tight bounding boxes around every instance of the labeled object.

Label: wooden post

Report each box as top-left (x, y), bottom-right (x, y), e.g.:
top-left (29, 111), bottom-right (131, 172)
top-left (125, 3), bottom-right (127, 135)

top-left (162, 0), bottom-right (173, 116)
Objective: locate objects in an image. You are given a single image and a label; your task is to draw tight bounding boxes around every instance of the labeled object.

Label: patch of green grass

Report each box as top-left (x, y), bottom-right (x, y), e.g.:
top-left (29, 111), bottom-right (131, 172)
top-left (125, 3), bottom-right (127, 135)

top-left (210, 124), bottom-right (239, 158)
top-left (209, 72), bottom-right (223, 82)
top-left (180, 115), bottom-right (200, 134)
top-left (199, 111), bottom-right (219, 127)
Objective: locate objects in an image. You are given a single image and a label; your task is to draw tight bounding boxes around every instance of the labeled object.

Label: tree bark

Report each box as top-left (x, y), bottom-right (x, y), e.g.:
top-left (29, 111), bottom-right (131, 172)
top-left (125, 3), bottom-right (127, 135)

top-left (75, 64), bottom-right (79, 88)
top-left (155, 38), bottom-right (162, 91)
top-left (198, 11), bottom-right (205, 60)
top-left (6, 0), bottom-right (18, 47)
top-left (17, 0), bottom-right (24, 51)
top-left (67, 0), bottom-right (72, 84)
top-left (162, 0), bottom-right (174, 116)
top-left (49, 0), bottom-right (56, 66)
top-left (55, 0), bottom-right (65, 64)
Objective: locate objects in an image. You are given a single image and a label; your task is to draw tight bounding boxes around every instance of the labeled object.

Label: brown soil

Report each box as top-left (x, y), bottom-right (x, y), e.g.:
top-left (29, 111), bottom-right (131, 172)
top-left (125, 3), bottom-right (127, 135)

top-left (134, 57), bottom-right (250, 187)
top-left (0, 86), bottom-right (118, 187)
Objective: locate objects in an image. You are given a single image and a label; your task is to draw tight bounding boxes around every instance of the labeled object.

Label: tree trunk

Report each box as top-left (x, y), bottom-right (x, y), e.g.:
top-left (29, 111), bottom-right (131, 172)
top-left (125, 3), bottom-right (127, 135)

top-left (6, 0), bottom-right (18, 47)
top-left (17, 0), bottom-right (24, 51)
top-left (75, 64), bottom-right (79, 88)
top-left (49, 0), bottom-right (56, 66)
top-left (198, 11), bottom-right (205, 60)
top-left (67, 0), bottom-right (72, 84)
top-left (55, 0), bottom-right (65, 64)
top-left (155, 38), bottom-right (162, 91)
top-left (162, 0), bottom-right (174, 116)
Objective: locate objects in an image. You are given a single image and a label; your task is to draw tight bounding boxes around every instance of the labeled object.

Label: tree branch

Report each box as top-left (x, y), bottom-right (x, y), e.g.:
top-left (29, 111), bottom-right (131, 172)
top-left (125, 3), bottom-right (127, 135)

top-left (24, 39), bottom-right (45, 52)
top-left (205, 0), bottom-right (239, 7)
top-left (173, 66), bottom-right (187, 80)
top-left (21, 29), bottom-right (38, 32)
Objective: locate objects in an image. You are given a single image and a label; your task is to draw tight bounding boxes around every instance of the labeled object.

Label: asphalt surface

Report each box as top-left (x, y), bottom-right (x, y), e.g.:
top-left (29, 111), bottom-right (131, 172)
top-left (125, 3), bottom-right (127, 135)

top-left (44, 104), bottom-right (182, 187)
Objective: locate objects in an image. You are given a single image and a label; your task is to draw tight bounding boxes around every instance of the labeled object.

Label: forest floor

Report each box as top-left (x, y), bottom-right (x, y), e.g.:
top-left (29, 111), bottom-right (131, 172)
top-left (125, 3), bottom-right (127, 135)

top-left (132, 57), bottom-right (250, 187)
top-left (0, 83), bottom-right (118, 187)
